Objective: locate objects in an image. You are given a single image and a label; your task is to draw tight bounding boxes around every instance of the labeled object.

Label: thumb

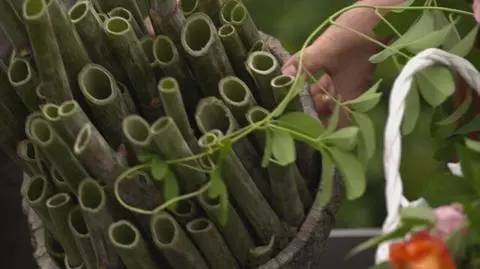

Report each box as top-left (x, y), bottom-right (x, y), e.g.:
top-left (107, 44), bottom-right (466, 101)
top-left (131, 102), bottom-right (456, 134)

top-left (281, 42), bottom-right (327, 76)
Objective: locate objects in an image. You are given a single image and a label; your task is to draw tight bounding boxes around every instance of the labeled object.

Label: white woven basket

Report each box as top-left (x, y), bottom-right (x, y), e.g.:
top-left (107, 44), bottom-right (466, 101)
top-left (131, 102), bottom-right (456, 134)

top-left (375, 48), bottom-right (480, 263)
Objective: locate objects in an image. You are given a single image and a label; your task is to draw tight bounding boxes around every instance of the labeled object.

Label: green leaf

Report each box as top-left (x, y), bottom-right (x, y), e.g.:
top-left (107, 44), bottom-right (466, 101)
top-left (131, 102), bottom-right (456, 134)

top-left (446, 229), bottom-right (468, 259)
top-left (324, 101), bottom-right (341, 136)
top-left (404, 17), bottom-right (458, 53)
top-left (370, 10), bottom-right (436, 63)
top-left (352, 112), bottom-right (376, 160)
top-left (454, 115), bottom-right (480, 135)
top-left (272, 73), bottom-right (306, 117)
top-left (208, 169), bottom-right (223, 198)
top-left (349, 224), bottom-right (412, 257)
top-left (367, 262), bottom-right (393, 269)
top-left (436, 91), bottom-right (472, 126)
top-left (151, 157), bottom-right (168, 181)
top-left (456, 143), bottom-right (480, 195)
top-left (323, 127), bottom-right (359, 151)
top-left (261, 129), bottom-right (273, 168)
top-left (218, 182), bottom-right (229, 225)
top-left (164, 172), bottom-right (180, 210)
top-left (327, 147), bottom-right (365, 200)
top-left (373, 4), bottom-right (421, 36)
top-left (218, 139), bottom-right (232, 164)
top-left (344, 80), bottom-right (383, 112)
top-left (400, 205), bottom-right (436, 225)
top-left (402, 81), bottom-right (420, 135)
top-left (449, 24), bottom-right (480, 57)
top-left (317, 152), bottom-right (333, 208)
top-left (465, 138), bottom-right (480, 153)
top-left (137, 151), bottom-right (155, 163)
top-left (271, 130), bottom-right (296, 165)
top-left (416, 65), bottom-right (455, 107)
top-left (276, 112), bottom-right (325, 140)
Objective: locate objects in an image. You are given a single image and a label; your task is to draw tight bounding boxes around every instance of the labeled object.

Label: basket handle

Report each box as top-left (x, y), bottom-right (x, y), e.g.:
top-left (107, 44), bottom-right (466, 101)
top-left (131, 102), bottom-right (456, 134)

top-left (375, 48), bottom-right (480, 263)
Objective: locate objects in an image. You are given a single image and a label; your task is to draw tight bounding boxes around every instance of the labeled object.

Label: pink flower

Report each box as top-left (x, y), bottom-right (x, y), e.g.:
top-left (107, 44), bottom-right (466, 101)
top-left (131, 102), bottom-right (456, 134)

top-left (473, 0), bottom-right (480, 23)
top-left (432, 203), bottom-right (466, 240)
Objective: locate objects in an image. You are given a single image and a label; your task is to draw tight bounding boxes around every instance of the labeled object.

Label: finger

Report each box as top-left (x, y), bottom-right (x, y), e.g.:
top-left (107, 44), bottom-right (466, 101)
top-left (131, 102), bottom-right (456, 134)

top-left (310, 74), bottom-right (335, 116)
top-left (281, 42), bottom-right (327, 76)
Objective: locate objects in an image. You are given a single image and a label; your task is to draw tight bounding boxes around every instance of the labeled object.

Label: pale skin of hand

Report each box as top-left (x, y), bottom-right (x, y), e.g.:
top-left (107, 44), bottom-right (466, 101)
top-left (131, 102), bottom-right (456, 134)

top-left (282, 0), bottom-right (405, 125)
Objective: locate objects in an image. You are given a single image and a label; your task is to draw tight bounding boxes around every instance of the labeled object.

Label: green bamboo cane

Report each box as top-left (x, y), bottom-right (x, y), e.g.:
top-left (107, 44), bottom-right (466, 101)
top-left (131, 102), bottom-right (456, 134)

top-left (122, 114), bottom-right (156, 156)
top-left (196, 0), bottom-right (222, 26)
top-left (46, 193), bottom-right (83, 267)
top-left (150, 212), bottom-right (209, 269)
top-left (171, 199), bottom-right (198, 226)
top-left (78, 63), bottom-right (130, 149)
top-left (219, 0), bottom-right (239, 24)
top-left (271, 75), bottom-right (303, 112)
top-left (68, 206), bottom-right (98, 269)
top-left (150, 116), bottom-right (208, 192)
top-left (98, 12), bottom-right (108, 22)
top-left (104, 17), bottom-right (162, 122)
top-left (246, 51), bottom-right (281, 110)
top-left (68, 1), bottom-right (130, 87)
top-left (139, 36), bottom-right (164, 79)
top-left (16, 140), bottom-right (40, 176)
top-left (135, 0), bottom-right (150, 18)
top-left (64, 258), bottom-right (85, 269)
top-left (198, 132), bottom-right (280, 244)
top-left (197, 192), bottom-right (254, 267)
top-left (181, 0), bottom-right (199, 16)
top-left (41, 104), bottom-right (71, 144)
top-left (49, 166), bottom-right (70, 193)
top-left (35, 83), bottom-right (49, 105)
top-left (79, 178), bottom-right (123, 269)
top-left (246, 107), bottom-right (312, 209)
top-left (6, 0), bottom-right (24, 18)
top-left (218, 23), bottom-right (255, 89)
top-left (25, 111), bottom-right (43, 139)
top-left (0, 0), bottom-right (29, 51)
top-left (218, 76), bottom-right (256, 126)
top-left (29, 118), bottom-right (89, 194)
top-left (0, 63), bottom-right (29, 122)
top-left (108, 7), bottom-right (143, 37)
top-left (58, 100), bottom-right (93, 142)
top-left (181, 13), bottom-right (234, 98)
top-left (96, 0), bottom-right (146, 33)
top-left (230, 2), bottom-right (260, 50)
top-left (158, 77), bottom-right (199, 153)
top-left (248, 39), bottom-right (269, 54)
top-left (7, 57), bottom-right (40, 111)
top-left (195, 97), bottom-right (272, 201)
top-left (25, 175), bottom-right (58, 240)
top-left (117, 81), bottom-right (138, 114)
top-left (23, 0), bottom-right (73, 103)
top-left (153, 35), bottom-right (201, 118)
top-left (186, 218), bottom-right (239, 269)
top-left (149, 0), bottom-right (185, 46)
top-left (45, 229), bottom-right (66, 269)
top-left (108, 220), bottom-right (160, 269)
top-left (248, 235), bottom-right (276, 267)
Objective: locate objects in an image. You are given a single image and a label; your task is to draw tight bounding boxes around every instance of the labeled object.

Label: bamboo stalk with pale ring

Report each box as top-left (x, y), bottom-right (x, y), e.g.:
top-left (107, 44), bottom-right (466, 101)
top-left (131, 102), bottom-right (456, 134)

top-left (246, 51), bottom-right (281, 110)
top-left (108, 7), bottom-right (143, 37)
top-left (68, 206), bottom-right (98, 269)
top-left (7, 57), bottom-right (40, 111)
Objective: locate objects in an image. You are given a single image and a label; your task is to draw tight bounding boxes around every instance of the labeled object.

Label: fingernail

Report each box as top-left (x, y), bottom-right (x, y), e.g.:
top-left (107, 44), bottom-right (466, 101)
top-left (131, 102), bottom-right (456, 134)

top-left (282, 65), bottom-right (297, 76)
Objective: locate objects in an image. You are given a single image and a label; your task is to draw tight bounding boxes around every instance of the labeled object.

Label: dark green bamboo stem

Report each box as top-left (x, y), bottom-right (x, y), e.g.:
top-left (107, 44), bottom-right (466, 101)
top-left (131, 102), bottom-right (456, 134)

top-left (79, 178), bottom-right (123, 269)
top-left (29, 118), bottom-right (89, 194)
top-left (69, 1), bottom-right (129, 87)
top-left (25, 175), bottom-right (58, 239)
top-left (105, 17), bottom-right (162, 122)
top-left (122, 114), bottom-right (155, 155)
top-left (219, 0), bottom-right (239, 24)
top-left (49, 166), bottom-right (70, 193)
top-left (149, 0), bottom-right (185, 46)
top-left (248, 235), bottom-right (276, 267)
top-left (171, 199), bottom-right (198, 226)
top-left (16, 140), bottom-right (40, 176)
top-left (181, 0), bottom-right (199, 16)
top-left (58, 100), bottom-right (93, 142)
top-left (7, 57), bottom-right (40, 111)
top-left (47, 0), bottom-right (91, 84)
top-left (271, 75), bottom-right (303, 112)
top-left (35, 83), bottom-right (48, 105)
top-left (108, 220), bottom-right (160, 269)
top-left (41, 104), bottom-right (71, 144)
top-left (218, 24), bottom-right (254, 89)
top-left (0, 0), bottom-right (28, 51)
top-left (68, 206), bottom-right (98, 269)
top-left (197, 193), bottom-right (254, 267)
top-left (246, 51), bottom-right (281, 110)
top-left (158, 77), bottom-right (199, 152)
top-left (23, 0), bottom-right (72, 103)
top-left (108, 7), bottom-right (143, 37)
top-left (0, 63), bottom-right (29, 122)
top-left (181, 13), bottom-right (234, 98)
top-left (117, 82), bottom-right (138, 113)
top-left (150, 116), bottom-right (207, 192)
top-left (46, 193), bottom-right (83, 267)
top-left (198, 132), bottom-right (280, 244)
top-left (45, 229), bottom-right (66, 269)
top-left (98, 12), bottom-right (108, 22)
top-left (195, 97), bottom-right (272, 201)
top-left (64, 257), bottom-right (85, 269)
top-left (96, 0), bottom-right (146, 32)
top-left (245, 106), bottom-right (267, 152)
top-left (196, 0), bottom-right (222, 26)
top-left (139, 36), bottom-right (163, 79)
top-left (153, 35), bottom-right (201, 118)
top-left (230, 2), bottom-right (260, 50)
top-left (135, 0), bottom-right (150, 17)
top-left (25, 111), bottom-right (43, 139)
top-left (218, 76), bottom-right (256, 126)
top-left (248, 40), bottom-right (269, 54)
top-left (186, 218), bottom-right (239, 269)
top-left (150, 212), bottom-right (209, 269)
top-left (78, 63), bottom-right (130, 149)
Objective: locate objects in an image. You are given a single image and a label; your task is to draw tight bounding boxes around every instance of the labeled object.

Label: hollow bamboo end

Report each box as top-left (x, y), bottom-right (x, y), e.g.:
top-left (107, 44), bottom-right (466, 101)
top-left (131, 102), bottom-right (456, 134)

top-left (198, 131), bottom-right (219, 148)
top-left (105, 16), bottom-right (132, 36)
top-left (23, 0), bottom-right (47, 21)
top-left (65, 256), bottom-right (85, 269)
top-left (45, 230), bottom-right (65, 258)
top-left (73, 124), bottom-right (93, 155)
top-left (25, 111), bottom-right (43, 139)
top-left (122, 114), bottom-right (152, 147)
top-left (46, 193), bottom-right (71, 209)
top-left (78, 64), bottom-right (117, 105)
top-left (195, 97), bottom-right (235, 135)
top-left (247, 51), bottom-right (278, 75)
top-left (108, 220), bottom-right (140, 249)
top-left (41, 103), bottom-right (60, 121)
top-left (172, 199), bottom-right (195, 217)
top-left (230, 3), bottom-right (247, 24)
top-left (67, 206), bottom-right (89, 238)
top-left (181, 12), bottom-right (216, 56)
top-left (25, 175), bottom-right (49, 204)
top-left (271, 75), bottom-right (294, 89)
top-left (150, 116), bottom-right (175, 135)
top-left (16, 139), bottom-right (36, 162)
top-left (220, 0), bottom-right (239, 24)
top-left (50, 166), bottom-right (67, 186)
top-left (218, 24), bottom-right (235, 37)
top-left (8, 58), bottom-right (32, 87)
top-left (181, 0), bottom-right (198, 15)
top-left (153, 35), bottom-right (177, 65)
top-left (246, 106), bottom-right (269, 125)
top-left (78, 178), bottom-right (106, 212)
top-left (58, 100), bottom-right (79, 117)
top-left (198, 191), bottom-right (221, 208)
top-left (219, 76), bottom-right (251, 106)
top-left (150, 213), bottom-right (179, 248)
top-left (68, 1), bottom-right (90, 23)
top-left (249, 40), bottom-right (268, 54)
top-left (186, 218), bottom-right (212, 234)
top-left (107, 7), bottom-right (132, 21)
top-left (158, 77), bottom-right (179, 93)
top-left (30, 118), bottom-right (54, 146)
top-left (140, 36), bottom-right (155, 64)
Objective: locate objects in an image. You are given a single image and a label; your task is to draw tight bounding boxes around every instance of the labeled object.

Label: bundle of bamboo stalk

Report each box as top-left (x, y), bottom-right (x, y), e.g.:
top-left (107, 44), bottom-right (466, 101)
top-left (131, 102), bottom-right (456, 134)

top-left (0, 0), bottom-right (325, 268)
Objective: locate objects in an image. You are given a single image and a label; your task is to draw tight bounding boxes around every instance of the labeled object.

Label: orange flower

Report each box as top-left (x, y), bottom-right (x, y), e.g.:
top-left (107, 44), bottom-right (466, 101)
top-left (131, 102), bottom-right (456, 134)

top-left (389, 231), bottom-right (456, 269)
